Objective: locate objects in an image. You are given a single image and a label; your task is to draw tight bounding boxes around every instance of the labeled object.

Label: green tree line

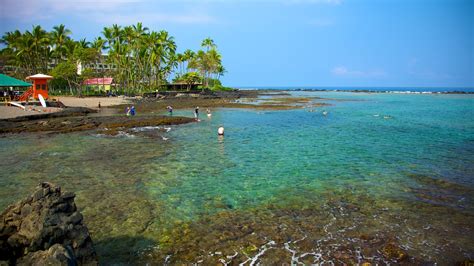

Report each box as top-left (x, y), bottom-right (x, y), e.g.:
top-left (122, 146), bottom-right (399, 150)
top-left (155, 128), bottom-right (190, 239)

top-left (0, 23), bottom-right (226, 96)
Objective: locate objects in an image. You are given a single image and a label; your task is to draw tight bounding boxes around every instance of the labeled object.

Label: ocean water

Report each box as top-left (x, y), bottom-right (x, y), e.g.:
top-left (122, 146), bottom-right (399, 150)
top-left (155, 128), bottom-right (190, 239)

top-left (0, 91), bottom-right (473, 264)
top-left (239, 86), bottom-right (474, 93)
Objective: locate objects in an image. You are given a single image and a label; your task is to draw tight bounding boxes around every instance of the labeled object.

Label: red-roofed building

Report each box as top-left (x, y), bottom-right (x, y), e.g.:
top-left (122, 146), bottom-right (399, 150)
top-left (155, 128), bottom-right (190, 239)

top-left (83, 77), bottom-right (113, 93)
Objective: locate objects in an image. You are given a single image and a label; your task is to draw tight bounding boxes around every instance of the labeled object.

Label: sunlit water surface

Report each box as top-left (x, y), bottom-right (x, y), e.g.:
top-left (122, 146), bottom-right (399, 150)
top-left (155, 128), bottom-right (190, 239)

top-left (0, 91), bottom-right (473, 264)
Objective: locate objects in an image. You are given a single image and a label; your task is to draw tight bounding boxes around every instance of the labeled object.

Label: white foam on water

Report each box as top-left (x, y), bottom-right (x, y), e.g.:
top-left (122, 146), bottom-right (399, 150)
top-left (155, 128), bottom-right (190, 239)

top-left (131, 126), bottom-right (163, 132)
top-left (116, 131), bottom-right (136, 138)
top-left (239, 240), bottom-right (276, 266)
top-left (217, 251), bottom-right (239, 266)
top-left (284, 235), bottom-right (307, 265)
top-left (227, 251), bottom-right (238, 259)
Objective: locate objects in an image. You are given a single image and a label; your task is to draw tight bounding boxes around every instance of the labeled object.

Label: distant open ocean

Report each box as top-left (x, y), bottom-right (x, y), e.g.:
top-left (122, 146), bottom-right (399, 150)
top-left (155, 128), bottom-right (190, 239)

top-left (238, 86), bottom-right (474, 93)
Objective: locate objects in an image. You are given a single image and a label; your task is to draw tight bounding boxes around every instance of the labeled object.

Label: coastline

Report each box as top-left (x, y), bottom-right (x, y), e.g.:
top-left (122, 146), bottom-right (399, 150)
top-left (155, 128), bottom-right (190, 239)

top-left (0, 90), bottom-right (330, 134)
top-left (0, 96), bottom-right (132, 120)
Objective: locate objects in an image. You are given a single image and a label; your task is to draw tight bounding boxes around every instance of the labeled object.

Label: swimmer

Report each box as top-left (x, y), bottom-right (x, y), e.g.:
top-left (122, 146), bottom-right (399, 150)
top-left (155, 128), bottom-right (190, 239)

top-left (218, 126), bottom-right (224, 136)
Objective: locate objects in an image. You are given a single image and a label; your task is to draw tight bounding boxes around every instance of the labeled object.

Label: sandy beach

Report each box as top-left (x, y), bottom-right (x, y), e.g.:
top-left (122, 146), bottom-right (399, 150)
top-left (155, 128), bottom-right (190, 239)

top-left (0, 106), bottom-right (63, 119)
top-left (0, 96), bottom-right (132, 120)
top-left (55, 96), bottom-right (132, 108)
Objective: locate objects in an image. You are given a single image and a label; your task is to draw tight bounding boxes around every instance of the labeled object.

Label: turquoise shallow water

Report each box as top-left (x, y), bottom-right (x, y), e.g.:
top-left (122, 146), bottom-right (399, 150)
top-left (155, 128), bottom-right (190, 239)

top-left (0, 91), bottom-right (473, 264)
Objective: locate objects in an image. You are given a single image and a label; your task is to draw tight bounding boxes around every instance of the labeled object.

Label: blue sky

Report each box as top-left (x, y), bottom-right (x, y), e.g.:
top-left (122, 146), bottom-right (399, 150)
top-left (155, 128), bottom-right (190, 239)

top-left (1, 0), bottom-right (473, 87)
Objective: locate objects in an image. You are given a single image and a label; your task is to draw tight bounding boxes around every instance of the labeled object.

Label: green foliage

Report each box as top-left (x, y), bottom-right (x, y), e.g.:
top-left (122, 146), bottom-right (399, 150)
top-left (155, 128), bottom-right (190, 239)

top-left (74, 47), bottom-right (99, 64)
top-left (50, 61), bottom-right (76, 80)
top-left (49, 61), bottom-right (82, 96)
top-left (49, 78), bottom-right (70, 95)
top-left (173, 72), bottom-right (202, 91)
top-left (1, 23), bottom-right (228, 95)
top-left (208, 78), bottom-right (222, 87)
top-left (186, 41), bottom-right (226, 88)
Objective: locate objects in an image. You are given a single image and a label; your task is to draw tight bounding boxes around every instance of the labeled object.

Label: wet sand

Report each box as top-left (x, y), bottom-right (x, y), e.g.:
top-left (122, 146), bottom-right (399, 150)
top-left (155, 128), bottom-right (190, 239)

top-left (0, 106), bottom-right (63, 119)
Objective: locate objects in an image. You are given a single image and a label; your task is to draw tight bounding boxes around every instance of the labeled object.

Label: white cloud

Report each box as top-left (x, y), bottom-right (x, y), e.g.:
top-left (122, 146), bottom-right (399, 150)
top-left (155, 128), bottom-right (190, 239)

top-left (91, 12), bottom-right (216, 25)
top-left (0, 0), bottom-right (217, 24)
top-left (145, 0), bottom-right (342, 3)
top-left (1, 0), bottom-right (338, 25)
top-left (331, 66), bottom-right (386, 78)
top-left (0, 0), bottom-right (137, 21)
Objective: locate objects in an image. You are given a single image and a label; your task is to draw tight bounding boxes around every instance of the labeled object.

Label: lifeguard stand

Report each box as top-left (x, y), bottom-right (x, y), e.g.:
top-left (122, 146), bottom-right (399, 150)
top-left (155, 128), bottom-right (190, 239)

top-left (26, 74), bottom-right (53, 100)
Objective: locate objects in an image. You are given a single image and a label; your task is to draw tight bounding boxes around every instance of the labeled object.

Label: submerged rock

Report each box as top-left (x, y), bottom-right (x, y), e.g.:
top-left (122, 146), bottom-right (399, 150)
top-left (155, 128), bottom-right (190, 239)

top-left (381, 242), bottom-right (408, 262)
top-left (0, 182), bottom-right (97, 265)
top-left (0, 114), bottom-right (195, 135)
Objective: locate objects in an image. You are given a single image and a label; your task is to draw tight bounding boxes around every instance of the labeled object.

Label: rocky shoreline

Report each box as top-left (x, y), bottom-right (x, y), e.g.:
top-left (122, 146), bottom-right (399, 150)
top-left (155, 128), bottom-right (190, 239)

top-left (0, 90), bottom-right (330, 135)
top-left (0, 182), bottom-right (97, 265)
top-left (0, 114), bottom-right (195, 135)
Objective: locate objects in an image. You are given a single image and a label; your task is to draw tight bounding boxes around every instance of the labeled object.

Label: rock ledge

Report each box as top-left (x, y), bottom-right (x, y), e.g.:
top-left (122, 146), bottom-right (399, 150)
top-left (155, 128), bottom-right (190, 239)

top-left (0, 182), bottom-right (97, 265)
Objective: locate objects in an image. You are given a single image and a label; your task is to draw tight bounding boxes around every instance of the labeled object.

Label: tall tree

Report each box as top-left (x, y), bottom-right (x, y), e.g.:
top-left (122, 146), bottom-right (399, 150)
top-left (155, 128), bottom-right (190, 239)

top-left (51, 24), bottom-right (71, 60)
top-left (1, 23), bottom-right (227, 94)
top-left (201, 37), bottom-right (215, 52)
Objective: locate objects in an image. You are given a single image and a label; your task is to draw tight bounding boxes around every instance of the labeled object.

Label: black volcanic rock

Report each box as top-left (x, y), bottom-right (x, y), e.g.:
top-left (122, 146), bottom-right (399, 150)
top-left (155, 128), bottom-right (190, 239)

top-left (0, 182), bottom-right (97, 265)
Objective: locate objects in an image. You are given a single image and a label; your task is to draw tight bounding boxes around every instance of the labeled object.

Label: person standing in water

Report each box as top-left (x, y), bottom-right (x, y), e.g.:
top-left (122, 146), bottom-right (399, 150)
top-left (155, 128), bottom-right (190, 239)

top-left (167, 106), bottom-right (173, 115)
top-left (130, 106), bottom-right (136, 116)
top-left (206, 108), bottom-right (212, 117)
top-left (194, 106), bottom-right (199, 119)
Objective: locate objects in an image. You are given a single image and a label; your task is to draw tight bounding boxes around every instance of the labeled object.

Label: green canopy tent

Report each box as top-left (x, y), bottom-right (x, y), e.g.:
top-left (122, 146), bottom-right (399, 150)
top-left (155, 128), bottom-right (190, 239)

top-left (0, 74), bottom-right (32, 101)
top-left (0, 74), bottom-right (32, 88)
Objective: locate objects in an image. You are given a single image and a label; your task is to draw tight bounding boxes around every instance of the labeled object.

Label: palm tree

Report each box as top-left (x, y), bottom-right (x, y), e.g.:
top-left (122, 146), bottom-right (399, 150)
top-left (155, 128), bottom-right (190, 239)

top-left (183, 49), bottom-right (195, 74)
top-left (216, 65), bottom-right (226, 81)
top-left (111, 24), bottom-right (122, 44)
top-left (102, 26), bottom-right (113, 50)
top-left (91, 37), bottom-right (106, 54)
top-left (0, 22), bottom-right (227, 94)
top-left (201, 37), bottom-right (215, 52)
top-left (51, 24), bottom-right (71, 60)
top-left (207, 48), bottom-right (221, 79)
top-left (150, 30), bottom-right (176, 88)
top-left (30, 25), bottom-right (50, 73)
top-left (174, 53), bottom-right (184, 75)
top-left (14, 33), bottom-right (35, 75)
top-left (78, 38), bottom-right (90, 48)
